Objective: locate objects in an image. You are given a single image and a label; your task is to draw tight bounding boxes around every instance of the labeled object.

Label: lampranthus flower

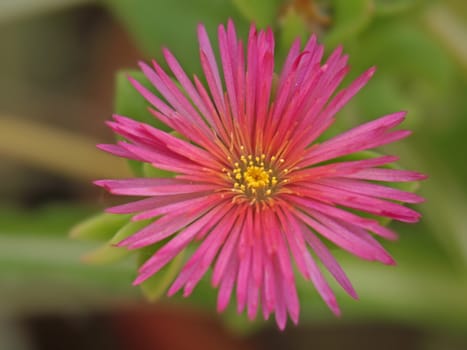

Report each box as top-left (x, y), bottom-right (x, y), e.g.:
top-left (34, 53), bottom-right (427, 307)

top-left (95, 20), bottom-right (426, 329)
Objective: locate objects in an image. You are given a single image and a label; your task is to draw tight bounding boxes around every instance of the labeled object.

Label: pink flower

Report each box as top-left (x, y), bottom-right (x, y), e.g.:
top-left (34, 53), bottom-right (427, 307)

top-left (95, 21), bottom-right (426, 329)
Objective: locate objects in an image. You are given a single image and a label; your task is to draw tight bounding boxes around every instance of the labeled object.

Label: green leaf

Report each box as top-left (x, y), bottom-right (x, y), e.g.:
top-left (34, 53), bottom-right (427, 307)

top-left (104, 0), bottom-right (248, 74)
top-left (69, 212), bottom-right (131, 241)
top-left (110, 219), bottom-right (152, 245)
top-left (354, 20), bottom-right (455, 88)
top-left (81, 219), bottom-right (151, 264)
top-left (232, 0), bottom-right (282, 28)
top-left (142, 162), bottom-right (174, 179)
top-left (278, 6), bottom-right (308, 55)
top-left (351, 75), bottom-right (422, 129)
top-left (81, 243), bottom-right (130, 265)
top-left (137, 245), bottom-right (187, 302)
top-left (374, 0), bottom-right (420, 16)
top-left (324, 0), bottom-right (373, 47)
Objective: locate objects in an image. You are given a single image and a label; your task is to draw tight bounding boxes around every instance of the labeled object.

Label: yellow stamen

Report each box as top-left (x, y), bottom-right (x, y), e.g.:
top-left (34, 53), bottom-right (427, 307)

top-left (227, 152), bottom-right (286, 202)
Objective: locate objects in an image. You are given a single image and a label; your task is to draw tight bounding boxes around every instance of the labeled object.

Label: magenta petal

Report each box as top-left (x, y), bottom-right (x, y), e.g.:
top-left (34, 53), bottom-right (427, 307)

top-left (247, 275), bottom-right (260, 320)
top-left (212, 219), bottom-right (242, 287)
top-left (97, 143), bottom-right (143, 161)
top-left (345, 168), bottom-right (428, 182)
top-left (293, 209), bottom-right (393, 264)
top-left (305, 229), bottom-right (358, 299)
top-left (95, 20), bottom-right (426, 330)
top-left (272, 258), bottom-right (288, 330)
top-left (217, 256), bottom-right (238, 312)
top-left (284, 195), bottom-right (398, 240)
top-left (119, 195), bottom-right (223, 249)
top-left (169, 205), bottom-right (238, 297)
top-left (303, 112), bottom-right (408, 166)
top-left (236, 245), bottom-right (252, 313)
top-left (135, 203), bottom-right (231, 285)
top-left (315, 178), bottom-right (424, 203)
top-left (106, 192), bottom-right (210, 214)
top-left (96, 181), bottom-right (217, 197)
top-left (320, 67), bottom-right (376, 122)
top-left (132, 193), bottom-right (221, 221)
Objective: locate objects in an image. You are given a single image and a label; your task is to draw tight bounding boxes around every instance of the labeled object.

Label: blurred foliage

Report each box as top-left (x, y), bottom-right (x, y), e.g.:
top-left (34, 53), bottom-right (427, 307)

top-left (104, 0), bottom-right (249, 74)
top-left (1, 0), bottom-right (467, 339)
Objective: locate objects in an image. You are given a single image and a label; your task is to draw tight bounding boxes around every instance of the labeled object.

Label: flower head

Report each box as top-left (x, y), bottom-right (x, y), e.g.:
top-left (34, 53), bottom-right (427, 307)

top-left (95, 20), bottom-right (425, 329)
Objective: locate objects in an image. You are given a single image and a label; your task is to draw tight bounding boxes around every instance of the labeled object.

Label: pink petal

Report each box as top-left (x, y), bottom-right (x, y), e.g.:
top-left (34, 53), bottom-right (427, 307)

top-left (293, 208), bottom-right (394, 264)
top-left (278, 206), bottom-right (340, 315)
top-left (302, 112), bottom-right (408, 166)
top-left (94, 178), bottom-right (218, 196)
top-left (118, 195), bottom-right (224, 248)
top-left (303, 227), bottom-right (357, 299)
top-left (217, 256), bottom-right (238, 312)
top-left (283, 194), bottom-right (397, 240)
top-left (319, 67), bottom-right (376, 122)
top-left (212, 216), bottom-right (242, 287)
top-left (132, 193), bottom-right (222, 221)
top-left (197, 24), bottom-right (226, 118)
top-left (134, 203), bottom-right (231, 285)
top-left (303, 183), bottom-right (422, 223)
top-left (97, 143), bottom-right (143, 161)
top-left (236, 243), bottom-right (252, 313)
top-left (315, 178), bottom-right (424, 203)
top-left (344, 168), bottom-right (428, 182)
top-left (106, 192), bottom-right (210, 214)
top-left (171, 205), bottom-right (238, 297)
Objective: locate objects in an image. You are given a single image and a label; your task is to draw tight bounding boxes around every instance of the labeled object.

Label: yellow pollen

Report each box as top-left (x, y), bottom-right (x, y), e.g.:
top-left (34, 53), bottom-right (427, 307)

top-left (228, 153), bottom-right (285, 202)
top-left (244, 166), bottom-right (270, 189)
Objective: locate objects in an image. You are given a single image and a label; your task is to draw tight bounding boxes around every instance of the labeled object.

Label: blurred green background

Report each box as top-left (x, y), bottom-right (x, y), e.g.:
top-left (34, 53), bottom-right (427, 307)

top-left (0, 0), bottom-right (466, 349)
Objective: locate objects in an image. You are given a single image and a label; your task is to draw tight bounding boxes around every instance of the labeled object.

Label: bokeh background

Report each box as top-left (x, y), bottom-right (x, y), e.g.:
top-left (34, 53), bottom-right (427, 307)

top-left (1, 0), bottom-right (466, 349)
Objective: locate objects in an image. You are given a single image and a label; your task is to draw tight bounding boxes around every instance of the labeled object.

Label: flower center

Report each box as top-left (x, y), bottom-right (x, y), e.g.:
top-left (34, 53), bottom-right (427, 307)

top-left (243, 165), bottom-right (270, 189)
top-left (226, 153), bottom-right (281, 203)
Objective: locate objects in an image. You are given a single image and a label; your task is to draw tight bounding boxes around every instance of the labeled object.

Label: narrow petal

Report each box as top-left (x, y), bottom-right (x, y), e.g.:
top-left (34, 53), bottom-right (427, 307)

top-left (94, 21), bottom-right (426, 330)
top-left (293, 209), bottom-right (394, 264)
top-left (247, 272), bottom-right (260, 320)
top-left (272, 258), bottom-right (287, 330)
top-left (291, 155), bottom-right (399, 182)
top-left (302, 183), bottom-right (422, 223)
top-left (278, 206), bottom-right (340, 315)
top-left (315, 178), bottom-right (424, 203)
top-left (134, 203), bottom-right (231, 285)
top-left (212, 216), bottom-right (242, 286)
top-left (132, 193), bottom-right (223, 221)
top-left (283, 194), bottom-right (398, 240)
top-left (344, 168), bottom-right (428, 182)
top-left (94, 178), bottom-right (218, 196)
top-left (106, 192), bottom-right (211, 214)
top-left (217, 256), bottom-right (238, 312)
top-left (97, 143), bottom-right (143, 161)
top-left (319, 67), bottom-right (376, 122)
top-left (197, 24), bottom-right (226, 118)
top-left (302, 112), bottom-right (407, 166)
top-left (168, 205), bottom-right (238, 297)
top-left (236, 244), bottom-right (252, 313)
top-left (305, 228), bottom-right (358, 299)
top-left (118, 195), bottom-right (224, 248)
